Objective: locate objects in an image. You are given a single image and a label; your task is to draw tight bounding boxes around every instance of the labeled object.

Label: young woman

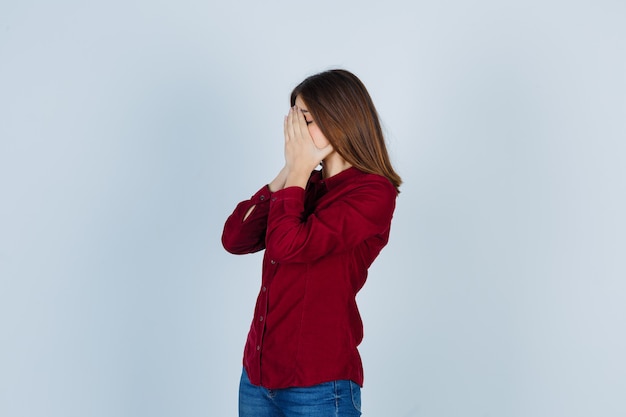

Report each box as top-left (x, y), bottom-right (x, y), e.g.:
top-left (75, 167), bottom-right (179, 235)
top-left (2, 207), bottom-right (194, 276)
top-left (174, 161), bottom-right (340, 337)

top-left (222, 69), bottom-right (402, 417)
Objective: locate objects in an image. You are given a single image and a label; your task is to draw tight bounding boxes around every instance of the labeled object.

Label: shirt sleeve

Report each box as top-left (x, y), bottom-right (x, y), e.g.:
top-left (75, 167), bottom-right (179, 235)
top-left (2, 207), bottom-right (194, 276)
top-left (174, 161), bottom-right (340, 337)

top-left (265, 176), bottom-right (397, 263)
top-left (221, 185), bottom-right (272, 254)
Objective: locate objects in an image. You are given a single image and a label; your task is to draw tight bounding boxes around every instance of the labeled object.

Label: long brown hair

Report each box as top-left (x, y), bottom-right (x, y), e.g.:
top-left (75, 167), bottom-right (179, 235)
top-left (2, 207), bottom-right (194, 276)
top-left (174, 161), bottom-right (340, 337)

top-left (291, 69), bottom-right (402, 193)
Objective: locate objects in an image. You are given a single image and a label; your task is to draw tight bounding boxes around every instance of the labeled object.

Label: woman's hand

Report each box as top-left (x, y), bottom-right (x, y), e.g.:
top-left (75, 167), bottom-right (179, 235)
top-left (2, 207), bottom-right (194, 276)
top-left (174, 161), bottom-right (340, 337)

top-left (283, 106), bottom-right (333, 189)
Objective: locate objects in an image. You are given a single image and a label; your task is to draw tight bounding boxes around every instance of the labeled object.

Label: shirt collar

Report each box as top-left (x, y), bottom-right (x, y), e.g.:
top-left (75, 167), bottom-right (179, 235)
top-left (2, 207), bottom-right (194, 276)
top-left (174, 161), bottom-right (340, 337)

top-left (311, 166), bottom-right (361, 191)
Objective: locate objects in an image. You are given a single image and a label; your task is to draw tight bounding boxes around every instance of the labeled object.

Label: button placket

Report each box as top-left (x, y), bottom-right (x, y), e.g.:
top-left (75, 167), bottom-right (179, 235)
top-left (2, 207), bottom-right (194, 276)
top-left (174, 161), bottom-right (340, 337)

top-left (255, 281), bottom-right (269, 356)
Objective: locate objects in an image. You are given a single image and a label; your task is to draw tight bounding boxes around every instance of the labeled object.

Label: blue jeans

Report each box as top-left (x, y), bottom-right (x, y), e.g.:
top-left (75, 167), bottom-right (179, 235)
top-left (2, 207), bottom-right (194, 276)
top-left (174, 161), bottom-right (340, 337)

top-left (239, 368), bottom-right (362, 417)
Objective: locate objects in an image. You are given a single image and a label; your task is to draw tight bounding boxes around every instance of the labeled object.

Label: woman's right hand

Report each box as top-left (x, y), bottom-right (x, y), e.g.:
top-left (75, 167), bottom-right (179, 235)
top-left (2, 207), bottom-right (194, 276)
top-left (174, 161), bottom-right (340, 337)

top-left (283, 106), bottom-right (333, 174)
top-left (283, 106), bottom-right (333, 189)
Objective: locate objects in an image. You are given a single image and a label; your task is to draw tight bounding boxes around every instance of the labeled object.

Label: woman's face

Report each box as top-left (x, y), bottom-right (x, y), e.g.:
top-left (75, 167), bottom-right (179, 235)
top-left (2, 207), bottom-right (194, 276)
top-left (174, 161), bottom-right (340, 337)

top-left (295, 95), bottom-right (331, 149)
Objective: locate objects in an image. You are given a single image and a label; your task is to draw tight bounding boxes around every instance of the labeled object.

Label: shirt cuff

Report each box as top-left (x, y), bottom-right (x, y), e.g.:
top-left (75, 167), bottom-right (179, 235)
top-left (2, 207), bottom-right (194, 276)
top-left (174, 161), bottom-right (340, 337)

top-left (250, 185), bottom-right (273, 205)
top-left (269, 186), bottom-right (305, 202)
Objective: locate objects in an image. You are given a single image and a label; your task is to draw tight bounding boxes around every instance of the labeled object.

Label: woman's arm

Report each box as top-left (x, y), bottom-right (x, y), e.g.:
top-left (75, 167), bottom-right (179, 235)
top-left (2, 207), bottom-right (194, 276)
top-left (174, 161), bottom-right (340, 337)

top-left (222, 161), bottom-right (293, 254)
top-left (264, 175), bottom-right (397, 263)
top-left (221, 186), bottom-right (272, 255)
top-left (223, 104), bottom-right (332, 255)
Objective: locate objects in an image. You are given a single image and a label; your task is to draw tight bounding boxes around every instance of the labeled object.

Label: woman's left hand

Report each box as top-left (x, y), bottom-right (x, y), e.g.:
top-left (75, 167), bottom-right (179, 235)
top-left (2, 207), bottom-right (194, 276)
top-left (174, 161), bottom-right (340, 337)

top-left (283, 106), bottom-right (333, 177)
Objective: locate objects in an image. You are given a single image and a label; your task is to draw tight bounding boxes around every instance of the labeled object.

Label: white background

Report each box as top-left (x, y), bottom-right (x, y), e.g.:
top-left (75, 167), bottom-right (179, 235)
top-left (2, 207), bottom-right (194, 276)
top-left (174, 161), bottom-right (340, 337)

top-left (1, 1), bottom-right (625, 416)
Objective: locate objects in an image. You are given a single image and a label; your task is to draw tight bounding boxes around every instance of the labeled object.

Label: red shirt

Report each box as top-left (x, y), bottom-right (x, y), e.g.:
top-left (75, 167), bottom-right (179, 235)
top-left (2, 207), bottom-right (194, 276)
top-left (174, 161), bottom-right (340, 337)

top-left (222, 167), bottom-right (397, 389)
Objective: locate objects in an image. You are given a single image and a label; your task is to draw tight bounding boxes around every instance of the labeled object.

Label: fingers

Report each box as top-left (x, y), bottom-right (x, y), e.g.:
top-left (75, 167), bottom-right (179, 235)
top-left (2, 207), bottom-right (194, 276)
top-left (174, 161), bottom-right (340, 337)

top-left (294, 106), bottom-right (313, 141)
top-left (286, 106), bottom-right (298, 140)
top-left (284, 110), bottom-right (292, 146)
top-left (285, 106), bottom-right (307, 142)
top-left (293, 105), bottom-right (306, 137)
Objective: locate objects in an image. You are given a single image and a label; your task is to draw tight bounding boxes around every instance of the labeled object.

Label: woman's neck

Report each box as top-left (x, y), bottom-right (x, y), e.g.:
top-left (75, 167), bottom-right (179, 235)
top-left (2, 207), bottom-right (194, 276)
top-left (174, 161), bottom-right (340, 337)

top-left (321, 152), bottom-right (352, 179)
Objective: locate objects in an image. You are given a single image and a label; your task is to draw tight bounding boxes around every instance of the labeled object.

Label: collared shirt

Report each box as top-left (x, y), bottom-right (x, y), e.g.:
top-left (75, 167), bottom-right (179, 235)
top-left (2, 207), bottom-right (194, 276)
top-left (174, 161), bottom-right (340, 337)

top-left (222, 167), bottom-right (397, 389)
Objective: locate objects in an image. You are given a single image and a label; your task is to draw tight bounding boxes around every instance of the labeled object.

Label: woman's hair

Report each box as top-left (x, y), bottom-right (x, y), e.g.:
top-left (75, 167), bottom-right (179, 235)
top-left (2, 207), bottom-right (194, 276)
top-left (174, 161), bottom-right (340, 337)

top-left (290, 69), bottom-right (402, 193)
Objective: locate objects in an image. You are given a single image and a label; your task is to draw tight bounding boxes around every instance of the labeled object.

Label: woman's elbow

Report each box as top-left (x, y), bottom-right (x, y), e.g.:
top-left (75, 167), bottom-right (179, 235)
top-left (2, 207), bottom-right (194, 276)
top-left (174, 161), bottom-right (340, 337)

top-left (221, 232), bottom-right (264, 255)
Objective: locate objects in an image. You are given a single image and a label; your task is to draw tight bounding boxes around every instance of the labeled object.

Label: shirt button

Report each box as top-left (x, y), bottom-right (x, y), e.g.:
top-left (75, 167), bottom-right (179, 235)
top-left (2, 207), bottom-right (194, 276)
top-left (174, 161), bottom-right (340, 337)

top-left (271, 197), bottom-right (277, 202)
top-left (256, 345), bottom-right (261, 351)
top-left (270, 260), bottom-right (276, 264)
top-left (262, 286), bottom-right (267, 292)
top-left (259, 316), bottom-right (264, 321)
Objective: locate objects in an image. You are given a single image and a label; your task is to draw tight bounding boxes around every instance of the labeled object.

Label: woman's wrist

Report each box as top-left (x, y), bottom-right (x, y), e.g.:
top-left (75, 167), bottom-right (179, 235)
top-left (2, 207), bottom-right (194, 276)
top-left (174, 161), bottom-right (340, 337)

top-left (268, 166), bottom-right (289, 192)
top-left (284, 168), bottom-right (310, 190)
